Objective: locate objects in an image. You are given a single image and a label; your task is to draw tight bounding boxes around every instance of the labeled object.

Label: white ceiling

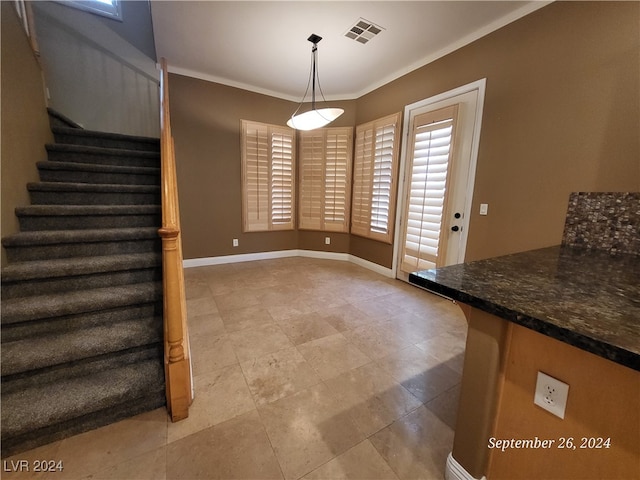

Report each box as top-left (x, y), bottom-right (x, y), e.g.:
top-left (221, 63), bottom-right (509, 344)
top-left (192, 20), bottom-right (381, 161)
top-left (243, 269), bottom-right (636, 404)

top-left (151, 1), bottom-right (549, 102)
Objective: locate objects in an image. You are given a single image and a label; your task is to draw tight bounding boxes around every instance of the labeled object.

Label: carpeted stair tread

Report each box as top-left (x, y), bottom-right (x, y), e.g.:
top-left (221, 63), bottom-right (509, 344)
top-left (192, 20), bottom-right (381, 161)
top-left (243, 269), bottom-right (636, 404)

top-left (16, 205), bottom-right (161, 215)
top-left (16, 204), bottom-right (161, 217)
top-left (37, 161), bottom-right (160, 186)
top-left (37, 160), bottom-right (160, 176)
top-left (51, 126), bottom-right (159, 145)
top-left (2, 227), bottom-right (159, 247)
top-left (46, 144), bottom-right (160, 168)
top-left (1, 253), bottom-right (162, 298)
top-left (15, 205), bottom-right (162, 231)
top-left (1, 282), bottom-right (162, 325)
top-left (52, 127), bottom-right (160, 152)
top-left (2, 252), bottom-right (160, 282)
top-left (2, 304), bottom-right (162, 344)
top-left (1, 317), bottom-right (162, 376)
top-left (27, 182), bottom-right (160, 207)
top-left (27, 181), bottom-right (160, 194)
top-left (1, 358), bottom-right (164, 440)
top-left (2, 347), bottom-right (162, 395)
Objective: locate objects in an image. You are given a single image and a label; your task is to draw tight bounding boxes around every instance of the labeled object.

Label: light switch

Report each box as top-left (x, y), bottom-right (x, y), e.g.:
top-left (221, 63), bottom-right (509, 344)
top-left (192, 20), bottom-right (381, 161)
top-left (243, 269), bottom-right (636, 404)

top-left (479, 203), bottom-right (488, 215)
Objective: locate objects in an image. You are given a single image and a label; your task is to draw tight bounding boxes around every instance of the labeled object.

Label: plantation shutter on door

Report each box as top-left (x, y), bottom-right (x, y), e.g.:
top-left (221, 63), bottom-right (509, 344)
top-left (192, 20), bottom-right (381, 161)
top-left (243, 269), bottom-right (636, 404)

top-left (400, 105), bottom-right (458, 273)
top-left (241, 120), bottom-right (295, 232)
top-left (351, 112), bottom-right (401, 243)
top-left (298, 127), bottom-right (353, 232)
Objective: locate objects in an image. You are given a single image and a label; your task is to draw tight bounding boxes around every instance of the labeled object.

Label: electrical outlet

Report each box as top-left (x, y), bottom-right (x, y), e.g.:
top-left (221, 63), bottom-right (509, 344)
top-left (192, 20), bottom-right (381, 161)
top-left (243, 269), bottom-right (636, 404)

top-left (325, 237), bottom-right (331, 245)
top-left (534, 371), bottom-right (569, 419)
top-left (232, 238), bottom-right (239, 247)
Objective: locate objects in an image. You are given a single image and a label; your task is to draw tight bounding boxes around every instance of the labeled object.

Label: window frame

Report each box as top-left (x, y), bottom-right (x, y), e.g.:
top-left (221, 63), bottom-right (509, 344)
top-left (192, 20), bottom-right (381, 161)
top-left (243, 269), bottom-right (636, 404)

top-left (298, 127), bottom-right (354, 233)
top-left (241, 120), bottom-right (296, 232)
top-left (350, 112), bottom-right (402, 244)
top-left (56, 1), bottom-right (123, 21)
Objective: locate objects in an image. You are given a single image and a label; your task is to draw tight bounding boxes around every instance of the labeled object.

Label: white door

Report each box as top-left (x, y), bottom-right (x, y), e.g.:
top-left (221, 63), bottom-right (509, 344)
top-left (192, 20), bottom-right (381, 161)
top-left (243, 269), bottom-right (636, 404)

top-left (394, 80), bottom-right (486, 280)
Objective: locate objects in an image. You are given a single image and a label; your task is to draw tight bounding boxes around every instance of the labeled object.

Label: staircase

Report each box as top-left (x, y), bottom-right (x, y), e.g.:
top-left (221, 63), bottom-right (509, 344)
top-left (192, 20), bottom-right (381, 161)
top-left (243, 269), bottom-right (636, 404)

top-left (1, 111), bottom-right (166, 457)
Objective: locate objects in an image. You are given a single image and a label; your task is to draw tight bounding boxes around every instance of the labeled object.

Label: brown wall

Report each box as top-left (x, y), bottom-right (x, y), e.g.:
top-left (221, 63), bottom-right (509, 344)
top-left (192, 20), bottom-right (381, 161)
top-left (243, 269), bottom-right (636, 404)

top-left (1, 3), bottom-right (54, 267)
top-left (169, 74), bottom-right (356, 260)
top-left (171, 1), bottom-right (639, 265)
top-left (355, 0), bottom-right (640, 264)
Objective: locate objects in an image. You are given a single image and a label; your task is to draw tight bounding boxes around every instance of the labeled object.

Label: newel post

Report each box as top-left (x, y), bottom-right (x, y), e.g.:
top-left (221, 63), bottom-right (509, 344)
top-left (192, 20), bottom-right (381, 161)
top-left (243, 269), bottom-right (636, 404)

top-left (159, 225), bottom-right (191, 421)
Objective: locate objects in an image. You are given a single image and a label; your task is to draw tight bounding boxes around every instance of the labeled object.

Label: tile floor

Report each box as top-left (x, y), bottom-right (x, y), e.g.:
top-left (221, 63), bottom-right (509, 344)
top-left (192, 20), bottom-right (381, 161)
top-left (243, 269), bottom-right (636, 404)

top-left (3, 257), bottom-right (467, 480)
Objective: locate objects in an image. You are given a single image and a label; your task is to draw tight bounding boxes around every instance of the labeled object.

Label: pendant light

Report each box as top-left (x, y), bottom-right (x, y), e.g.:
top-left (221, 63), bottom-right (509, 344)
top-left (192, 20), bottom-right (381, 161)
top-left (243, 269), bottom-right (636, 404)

top-left (287, 34), bottom-right (344, 131)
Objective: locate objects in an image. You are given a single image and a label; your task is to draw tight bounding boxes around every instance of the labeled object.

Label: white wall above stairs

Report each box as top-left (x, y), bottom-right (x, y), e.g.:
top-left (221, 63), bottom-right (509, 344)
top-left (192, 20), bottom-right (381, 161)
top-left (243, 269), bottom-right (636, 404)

top-left (32, 1), bottom-right (160, 138)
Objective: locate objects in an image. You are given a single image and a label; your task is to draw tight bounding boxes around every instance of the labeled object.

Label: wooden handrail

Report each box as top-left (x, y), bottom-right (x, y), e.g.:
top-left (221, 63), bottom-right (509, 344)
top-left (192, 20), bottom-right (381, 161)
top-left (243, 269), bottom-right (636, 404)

top-left (159, 58), bottom-right (192, 421)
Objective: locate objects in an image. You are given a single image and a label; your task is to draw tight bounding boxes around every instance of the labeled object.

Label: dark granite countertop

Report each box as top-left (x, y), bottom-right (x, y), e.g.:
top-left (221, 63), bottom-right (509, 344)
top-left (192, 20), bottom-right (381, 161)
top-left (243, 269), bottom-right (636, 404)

top-left (409, 246), bottom-right (640, 371)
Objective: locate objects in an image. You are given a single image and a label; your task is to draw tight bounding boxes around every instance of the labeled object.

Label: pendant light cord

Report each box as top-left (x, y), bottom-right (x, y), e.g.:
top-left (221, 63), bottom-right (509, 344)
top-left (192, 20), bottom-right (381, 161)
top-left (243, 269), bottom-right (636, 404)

top-left (290, 40), bottom-right (330, 119)
top-left (311, 43), bottom-right (317, 110)
top-left (313, 44), bottom-right (329, 105)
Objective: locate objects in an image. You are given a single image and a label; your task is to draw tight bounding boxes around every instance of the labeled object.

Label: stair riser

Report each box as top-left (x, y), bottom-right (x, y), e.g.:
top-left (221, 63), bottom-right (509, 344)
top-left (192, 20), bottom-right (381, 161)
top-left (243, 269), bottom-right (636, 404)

top-left (2, 303), bottom-right (162, 342)
top-left (38, 168), bottom-right (160, 186)
top-left (2, 268), bottom-right (162, 299)
top-left (5, 239), bottom-right (161, 263)
top-left (46, 149), bottom-right (160, 168)
top-left (18, 213), bottom-right (162, 231)
top-left (1, 319), bottom-right (163, 377)
top-left (29, 190), bottom-right (160, 206)
top-left (53, 132), bottom-right (160, 153)
top-left (2, 344), bottom-right (163, 392)
top-left (1, 389), bottom-right (165, 458)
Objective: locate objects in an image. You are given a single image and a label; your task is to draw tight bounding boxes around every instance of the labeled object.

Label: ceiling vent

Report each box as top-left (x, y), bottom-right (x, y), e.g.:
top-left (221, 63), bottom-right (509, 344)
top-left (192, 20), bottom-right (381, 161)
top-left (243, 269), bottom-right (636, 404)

top-left (345, 18), bottom-right (384, 44)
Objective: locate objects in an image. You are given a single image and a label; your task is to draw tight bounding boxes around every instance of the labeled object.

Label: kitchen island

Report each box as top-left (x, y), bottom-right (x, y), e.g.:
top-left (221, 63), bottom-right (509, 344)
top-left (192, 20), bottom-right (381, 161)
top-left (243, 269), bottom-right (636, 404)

top-left (409, 245), bottom-right (639, 479)
top-left (409, 245), bottom-right (639, 371)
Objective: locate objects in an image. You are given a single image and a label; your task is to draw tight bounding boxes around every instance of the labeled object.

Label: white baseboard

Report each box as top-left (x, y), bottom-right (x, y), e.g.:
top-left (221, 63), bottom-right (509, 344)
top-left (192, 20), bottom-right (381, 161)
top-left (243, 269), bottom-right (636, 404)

top-left (183, 249), bottom-right (394, 277)
top-left (183, 249), bottom-right (298, 268)
top-left (445, 453), bottom-right (486, 480)
top-left (298, 249), bottom-right (350, 262)
top-left (347, 254), bottom-right (394, 278)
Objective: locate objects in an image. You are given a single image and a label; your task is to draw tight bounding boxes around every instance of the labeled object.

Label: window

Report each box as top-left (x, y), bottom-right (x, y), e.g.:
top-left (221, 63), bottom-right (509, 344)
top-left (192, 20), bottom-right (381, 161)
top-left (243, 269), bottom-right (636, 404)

top-left (241, 120), bottom-right (295, 232)
top-left (298, 127), bottom-right (353, 232)
top-left (57, 1), bottom-right (122, 21)
top-left (351, 112), bottom-right (401, 243)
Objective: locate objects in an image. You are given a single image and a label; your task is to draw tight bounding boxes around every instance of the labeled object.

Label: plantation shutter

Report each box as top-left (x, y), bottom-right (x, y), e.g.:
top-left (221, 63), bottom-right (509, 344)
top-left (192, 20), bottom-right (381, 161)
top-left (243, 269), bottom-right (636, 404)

top-left (298, 131), bottom-right (324, 230)
top-left (241, 120), bottom-right (295, 232)
top-left (298, 127), bottom-right (353, 232)
top-left (351, 112), bottom-right (401, 243)
top-left (271, 131), bottom-right (294, 227)
top-left (400, 105), bottom-right (458, 273)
